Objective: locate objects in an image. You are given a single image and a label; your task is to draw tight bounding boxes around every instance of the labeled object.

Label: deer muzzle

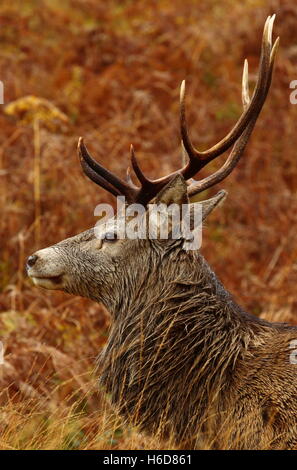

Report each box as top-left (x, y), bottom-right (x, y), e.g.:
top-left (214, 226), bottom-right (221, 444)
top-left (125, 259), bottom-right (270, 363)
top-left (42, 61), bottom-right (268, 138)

top-left (26, 247), bottom-right (66, 290)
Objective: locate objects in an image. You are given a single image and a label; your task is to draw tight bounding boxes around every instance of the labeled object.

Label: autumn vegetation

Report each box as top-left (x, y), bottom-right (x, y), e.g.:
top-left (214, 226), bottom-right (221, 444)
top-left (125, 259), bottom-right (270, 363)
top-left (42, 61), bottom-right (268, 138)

top-left (0, 0), bottom-right (297, 449)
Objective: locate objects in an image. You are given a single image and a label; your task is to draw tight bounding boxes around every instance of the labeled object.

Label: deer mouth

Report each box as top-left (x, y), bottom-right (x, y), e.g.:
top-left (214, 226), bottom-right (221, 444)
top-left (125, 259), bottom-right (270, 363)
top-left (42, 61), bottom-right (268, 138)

top-left (30, 274), bottom-right (65, 290)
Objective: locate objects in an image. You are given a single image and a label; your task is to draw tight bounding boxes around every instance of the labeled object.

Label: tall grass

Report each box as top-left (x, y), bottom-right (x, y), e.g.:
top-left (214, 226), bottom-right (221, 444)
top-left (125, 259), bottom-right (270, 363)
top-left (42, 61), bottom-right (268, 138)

top-left (0, 0), bottom-right (297, 449)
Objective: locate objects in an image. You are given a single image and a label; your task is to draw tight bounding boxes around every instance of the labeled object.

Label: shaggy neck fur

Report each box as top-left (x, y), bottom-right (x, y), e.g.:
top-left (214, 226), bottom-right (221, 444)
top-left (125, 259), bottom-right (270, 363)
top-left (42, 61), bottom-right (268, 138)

top-left (98, 242), bottom-right (276, 446)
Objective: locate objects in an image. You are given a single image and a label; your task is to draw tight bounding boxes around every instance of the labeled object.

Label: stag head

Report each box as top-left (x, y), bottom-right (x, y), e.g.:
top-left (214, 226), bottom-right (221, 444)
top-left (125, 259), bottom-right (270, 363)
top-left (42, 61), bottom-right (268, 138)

top-left (26, 16), bottom-right (278, 314)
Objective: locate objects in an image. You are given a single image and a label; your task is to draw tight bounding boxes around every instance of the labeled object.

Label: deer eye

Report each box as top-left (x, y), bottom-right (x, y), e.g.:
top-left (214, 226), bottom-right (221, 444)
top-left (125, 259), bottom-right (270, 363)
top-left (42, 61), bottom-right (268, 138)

top-left (103, 231), bottom-right (118, 242)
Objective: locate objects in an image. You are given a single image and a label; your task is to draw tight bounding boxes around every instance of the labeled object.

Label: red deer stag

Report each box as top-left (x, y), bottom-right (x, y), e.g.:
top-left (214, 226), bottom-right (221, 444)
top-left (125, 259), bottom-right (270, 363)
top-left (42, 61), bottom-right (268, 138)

top-left (27, 16), bottom-right (297, 449)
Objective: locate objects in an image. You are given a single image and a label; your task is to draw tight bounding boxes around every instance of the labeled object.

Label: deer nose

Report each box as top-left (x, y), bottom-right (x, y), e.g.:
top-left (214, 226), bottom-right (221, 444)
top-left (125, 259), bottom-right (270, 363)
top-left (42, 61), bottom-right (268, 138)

top-left (27, 254), bottom-right (38, 267)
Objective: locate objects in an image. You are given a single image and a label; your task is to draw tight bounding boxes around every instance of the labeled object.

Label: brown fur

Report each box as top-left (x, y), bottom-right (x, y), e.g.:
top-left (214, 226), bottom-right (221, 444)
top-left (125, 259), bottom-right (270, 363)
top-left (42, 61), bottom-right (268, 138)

top-left (98, 244), bottom-right (297, 449)
top-left (27, 178), bottom-right (297, 449)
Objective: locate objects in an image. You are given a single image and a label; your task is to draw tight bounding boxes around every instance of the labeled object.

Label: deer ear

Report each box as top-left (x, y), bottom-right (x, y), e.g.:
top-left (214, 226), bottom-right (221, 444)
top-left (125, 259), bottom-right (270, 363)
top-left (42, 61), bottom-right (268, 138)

top-left (193, 189), bottom-right (227, 221)
top-left (154, 174), bottom-right (189, 206)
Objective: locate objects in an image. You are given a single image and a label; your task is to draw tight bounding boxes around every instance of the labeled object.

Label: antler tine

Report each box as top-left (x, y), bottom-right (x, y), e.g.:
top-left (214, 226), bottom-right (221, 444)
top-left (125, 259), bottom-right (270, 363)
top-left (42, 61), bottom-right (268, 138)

top-left (181, 140), bottom-right (196, 186)
top-left (187, 61), bottom-right (254, 197)
top-left (78, 137), bottom-right (138, 203)
top-left (187, 26), bottom-right (279, 198)
top-left (80, 157), bottom-right (121, 198)
top-left (126, 165), bottom-right (134, 185)
top-left (181, 58), bottom-right (251, 194)
top-left (179, 60), bottom-right (251, 196)
top-left (130, 144), bottom-right (151, 187)
top-left (242, 59), bottom-right (250, 111)
top-left (180, 15), bottom-right (275, 167)
top-left (184, 60), bottom-right (251, 198)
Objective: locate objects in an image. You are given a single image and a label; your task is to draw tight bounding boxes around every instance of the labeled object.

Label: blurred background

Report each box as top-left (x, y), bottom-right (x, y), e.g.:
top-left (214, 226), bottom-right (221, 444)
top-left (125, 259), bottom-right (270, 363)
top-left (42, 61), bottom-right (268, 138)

top-left (0, 0), bottom-right (297, 449)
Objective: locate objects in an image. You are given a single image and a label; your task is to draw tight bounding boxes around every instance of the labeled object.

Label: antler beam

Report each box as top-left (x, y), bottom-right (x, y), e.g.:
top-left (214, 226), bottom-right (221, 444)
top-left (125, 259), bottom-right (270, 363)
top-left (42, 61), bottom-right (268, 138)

top-left (78, 15), bottom-right (278, 204)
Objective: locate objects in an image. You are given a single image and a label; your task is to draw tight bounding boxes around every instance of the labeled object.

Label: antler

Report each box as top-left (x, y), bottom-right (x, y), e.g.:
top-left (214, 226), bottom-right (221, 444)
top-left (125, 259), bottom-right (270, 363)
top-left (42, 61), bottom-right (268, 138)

top-left (78, 15), bottom-right (278, 205)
